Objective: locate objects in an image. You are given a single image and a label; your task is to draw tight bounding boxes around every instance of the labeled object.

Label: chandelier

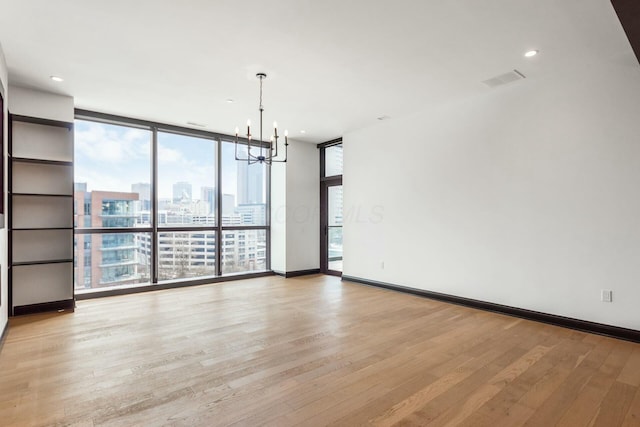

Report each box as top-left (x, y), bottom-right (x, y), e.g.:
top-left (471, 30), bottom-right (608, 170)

top-left (235, 73), bottom-right (288, 164)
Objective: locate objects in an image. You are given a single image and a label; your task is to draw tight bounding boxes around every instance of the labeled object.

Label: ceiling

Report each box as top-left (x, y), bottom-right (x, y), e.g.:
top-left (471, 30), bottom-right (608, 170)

top-left (0, 0), bottom-right (635, 143)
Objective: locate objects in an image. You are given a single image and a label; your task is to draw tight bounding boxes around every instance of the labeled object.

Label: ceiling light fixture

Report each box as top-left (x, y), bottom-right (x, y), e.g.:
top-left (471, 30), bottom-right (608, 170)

top-left (226, 99), bottom-right (234, 103)
top-left (234, 73), bottom-right (288, 164)
top-left (524, 50), bottom-right (538, 57)
top-left (50, 75), bottom-right (64, 82)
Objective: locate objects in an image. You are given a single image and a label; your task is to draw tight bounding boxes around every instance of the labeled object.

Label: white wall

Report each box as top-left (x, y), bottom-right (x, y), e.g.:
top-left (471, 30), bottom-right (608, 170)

top-left (270, 140), bottom-right (319, 274)
top-left (8, 86), bottom-right (74, 122)
top-left (0, 43), bottom-right (8, 335)
top-left (285, 141), bottom-right (319, 272)
top-left (343, 59), bottom-right (640, 330)
top-left (270, 161), bottom-right (286, 274)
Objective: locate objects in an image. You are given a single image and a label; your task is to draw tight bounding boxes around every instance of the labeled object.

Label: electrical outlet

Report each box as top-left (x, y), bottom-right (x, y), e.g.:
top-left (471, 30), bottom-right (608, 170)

top-left (601, 289), bottom-right (613, 303)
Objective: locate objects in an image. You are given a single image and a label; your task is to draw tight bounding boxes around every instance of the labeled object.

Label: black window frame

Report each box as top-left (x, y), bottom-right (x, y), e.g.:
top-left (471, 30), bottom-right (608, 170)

top-left (73, 109), bottom-right (271, 298)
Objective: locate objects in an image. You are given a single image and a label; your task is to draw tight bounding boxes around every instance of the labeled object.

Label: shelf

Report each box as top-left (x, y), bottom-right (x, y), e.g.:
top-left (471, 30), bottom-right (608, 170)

top-left (12, 259), bottom-right (74, 267)
top-left (12, 229), bottom-right (73, 264)
top-left (12, 227), bottom-right (73, 231)
top-left (12, 195), bottom-right (73, 229)
top-left (9, 113), bottom-right (75, 316)
top-left (12, 263), bottom-right (74, 307)
top-left (10, 114), bottom-right (73, 129)
top-left (11, 193), bottom-right (72, 198)
top-left (12, 162), bottom-right (73, 195)
top-left (11, 157), bottom-right (73, 166)
top-left (11, 119), bottom-right (73, 161)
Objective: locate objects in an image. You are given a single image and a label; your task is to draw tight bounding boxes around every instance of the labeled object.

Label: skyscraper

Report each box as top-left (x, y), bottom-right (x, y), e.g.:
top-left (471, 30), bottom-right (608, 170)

top-left (201, 186), bottom-right (215, 214)
top-left (173, 181), bottom-right (192, 203)
top-left (222, 193), bottom-right (235, 216)
top-left (237, 162), bottom-right (264, 205)
top-left (131, 182), bottom-right (151, 210)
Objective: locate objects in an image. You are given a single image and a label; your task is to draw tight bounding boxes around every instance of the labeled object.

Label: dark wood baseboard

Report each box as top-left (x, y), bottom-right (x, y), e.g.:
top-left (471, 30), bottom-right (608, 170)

top-left (342, 275), bottom-right (640, 344)
top-left (13, 299), bottom-right (76, 316)
top-left (284, 269), bottom-right (321, 278)
top-left (274, 269), bottom-right (320, 278)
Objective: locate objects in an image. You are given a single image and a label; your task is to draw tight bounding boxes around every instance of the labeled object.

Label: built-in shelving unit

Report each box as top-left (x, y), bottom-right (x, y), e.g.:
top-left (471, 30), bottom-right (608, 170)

top-left (9, 115), bottom-right (74, 315)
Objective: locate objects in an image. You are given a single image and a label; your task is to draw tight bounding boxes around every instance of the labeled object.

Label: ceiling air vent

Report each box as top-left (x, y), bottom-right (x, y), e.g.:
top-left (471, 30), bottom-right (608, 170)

top-left (482, 69), bottom-right (526, 88)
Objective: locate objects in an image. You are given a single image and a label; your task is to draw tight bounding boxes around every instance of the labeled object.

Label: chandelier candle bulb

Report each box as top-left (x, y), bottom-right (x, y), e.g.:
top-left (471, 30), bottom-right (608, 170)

top-left (235, 127), bottom-right (239, 136)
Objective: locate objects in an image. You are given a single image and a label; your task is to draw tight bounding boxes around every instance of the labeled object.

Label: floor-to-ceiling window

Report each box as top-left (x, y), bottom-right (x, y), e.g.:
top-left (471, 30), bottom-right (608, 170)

top-left (73, 111), bottom-right (269, 294)
top-left (220, 141), bottom-right (268, 273)
top-left (157, 131), bottom-right (217, 281)
top-left (74, 119), bottom-right (153, 291)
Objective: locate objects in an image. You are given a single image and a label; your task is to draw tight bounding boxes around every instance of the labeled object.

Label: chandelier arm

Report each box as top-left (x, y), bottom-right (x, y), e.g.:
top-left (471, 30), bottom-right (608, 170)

top-left (234, 136), bottom-right (248, 161)
top-left (234, 137), bottom-right (241, 160)
top-left (270, 141), bottom-right (288, 163)
top-left (272, 135), bottom-right (278, 159)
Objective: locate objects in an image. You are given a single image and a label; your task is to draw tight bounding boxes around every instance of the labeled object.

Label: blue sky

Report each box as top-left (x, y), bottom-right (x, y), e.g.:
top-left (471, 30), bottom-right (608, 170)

top-left (74, 120), bottom-right (246, 200)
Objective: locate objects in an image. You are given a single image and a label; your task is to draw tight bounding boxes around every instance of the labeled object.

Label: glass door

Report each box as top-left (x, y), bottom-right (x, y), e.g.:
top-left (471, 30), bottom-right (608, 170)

top-left (325, 184), bottom-right (343, 274)
top-left (320, 141), bottom-right (343, 276)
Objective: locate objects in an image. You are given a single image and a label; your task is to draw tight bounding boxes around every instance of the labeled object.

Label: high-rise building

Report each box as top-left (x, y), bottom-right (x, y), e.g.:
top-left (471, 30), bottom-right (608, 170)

top-left (222, 193), bottom-right (235, 216)
top-left (201, 186), bottom-right (215, 214)
top-left (74, 190), bottom-right (148, 289)
top-left (173, 181), bottom-right (192, 202)
top-left (132, 182), bottom-right (151, 210)
top-left (237, 162), bottom-right (264, 205)
top-left (236, 204), bottom-right (266, 225)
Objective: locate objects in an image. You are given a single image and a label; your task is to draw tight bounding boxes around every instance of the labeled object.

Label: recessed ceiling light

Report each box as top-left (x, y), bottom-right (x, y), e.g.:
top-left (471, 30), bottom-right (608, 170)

top-left (524, 50), bottom-right (539, 58)
top-left (300, 130), bottom-right (306, 134)
top-left (50, 75), bottom-right (64, 82)
top-left (226, 99), bottom-right (234, 103)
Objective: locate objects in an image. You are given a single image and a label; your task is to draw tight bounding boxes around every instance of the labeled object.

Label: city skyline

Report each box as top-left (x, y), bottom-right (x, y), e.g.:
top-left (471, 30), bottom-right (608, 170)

top-left (74, 119), bottom-right (263, 201)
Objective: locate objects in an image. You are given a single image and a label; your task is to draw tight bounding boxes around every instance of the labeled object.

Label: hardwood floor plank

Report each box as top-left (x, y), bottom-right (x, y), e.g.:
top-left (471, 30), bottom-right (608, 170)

top-left (592, 380), bottom-right (638, 427)
top-left (619, 347), bottom-right (640, 387)
top-left (0, 275), bottom-right (637, 427)
top-left (622, 388), bottom-right (640, 426)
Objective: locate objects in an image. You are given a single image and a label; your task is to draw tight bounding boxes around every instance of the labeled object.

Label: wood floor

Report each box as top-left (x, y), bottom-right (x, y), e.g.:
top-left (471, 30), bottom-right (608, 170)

top-left (0, 275), bottom-right (639, 426)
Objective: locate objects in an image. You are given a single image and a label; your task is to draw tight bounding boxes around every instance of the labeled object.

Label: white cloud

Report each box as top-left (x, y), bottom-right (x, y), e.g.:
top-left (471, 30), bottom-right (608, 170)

top-left (157, 145), bottom-right (184, 164)
top-left (75, 122), bottom-right (150, 163)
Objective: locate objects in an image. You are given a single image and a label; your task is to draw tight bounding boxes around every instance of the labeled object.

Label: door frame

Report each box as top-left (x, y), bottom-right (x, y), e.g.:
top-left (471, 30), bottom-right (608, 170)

top-left (320, 177), bottom-right (342, 276)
